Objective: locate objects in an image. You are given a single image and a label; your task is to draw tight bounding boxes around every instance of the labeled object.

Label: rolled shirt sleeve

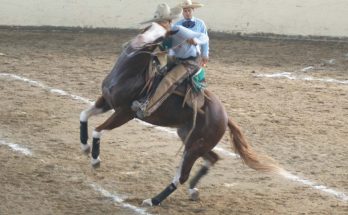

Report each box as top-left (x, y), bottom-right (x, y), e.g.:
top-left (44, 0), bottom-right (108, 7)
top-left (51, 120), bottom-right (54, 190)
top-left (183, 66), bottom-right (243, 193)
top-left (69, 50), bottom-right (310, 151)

top-left (173, 26), bottom-right (209, 45)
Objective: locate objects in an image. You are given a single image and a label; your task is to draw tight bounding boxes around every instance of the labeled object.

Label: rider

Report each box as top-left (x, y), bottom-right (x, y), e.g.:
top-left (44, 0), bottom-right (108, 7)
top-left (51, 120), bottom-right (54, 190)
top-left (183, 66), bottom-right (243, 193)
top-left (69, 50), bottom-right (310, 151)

top-left (132, 3), bottom-right (209, 118)
top-left (174, 0), bottom-right (209, 66)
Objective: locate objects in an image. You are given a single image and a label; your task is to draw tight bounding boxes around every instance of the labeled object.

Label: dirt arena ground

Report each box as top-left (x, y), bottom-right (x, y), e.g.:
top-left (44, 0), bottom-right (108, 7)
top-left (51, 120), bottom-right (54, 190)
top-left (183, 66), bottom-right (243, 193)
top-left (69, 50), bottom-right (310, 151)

top-left (0, 28), bottom-right (347, 215)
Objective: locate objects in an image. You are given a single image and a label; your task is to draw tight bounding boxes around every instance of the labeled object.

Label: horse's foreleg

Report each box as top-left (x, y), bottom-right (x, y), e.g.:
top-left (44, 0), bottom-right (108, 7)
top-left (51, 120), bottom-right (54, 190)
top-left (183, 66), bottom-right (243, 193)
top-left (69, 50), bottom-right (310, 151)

top-left (79, 96), bottom-right (111, 153)
top-left (90, 108), bottom-right (133, 167)
top-left (188, 150), bottom-right (219, 201)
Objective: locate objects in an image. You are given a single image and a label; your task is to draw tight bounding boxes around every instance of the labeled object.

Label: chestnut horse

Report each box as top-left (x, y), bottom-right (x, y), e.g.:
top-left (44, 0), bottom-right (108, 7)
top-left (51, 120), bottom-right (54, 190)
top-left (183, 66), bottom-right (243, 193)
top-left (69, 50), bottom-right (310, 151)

top-left (79, 22), bottom-right (282, 206)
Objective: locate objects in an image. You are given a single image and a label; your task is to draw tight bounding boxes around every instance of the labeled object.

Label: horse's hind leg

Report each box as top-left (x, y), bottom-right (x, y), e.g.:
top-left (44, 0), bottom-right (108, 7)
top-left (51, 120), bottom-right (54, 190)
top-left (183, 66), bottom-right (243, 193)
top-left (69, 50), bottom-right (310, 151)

top-left (90, 108), bottom-right (133, 167)
top-left (175, 125), bottom-right (219, 200)
top-left (80, 96), bottom-right (111, 153)
top-left (142, 137), bottom-right (208, 206)
top-left (188, 150), bottom-right (219, 200)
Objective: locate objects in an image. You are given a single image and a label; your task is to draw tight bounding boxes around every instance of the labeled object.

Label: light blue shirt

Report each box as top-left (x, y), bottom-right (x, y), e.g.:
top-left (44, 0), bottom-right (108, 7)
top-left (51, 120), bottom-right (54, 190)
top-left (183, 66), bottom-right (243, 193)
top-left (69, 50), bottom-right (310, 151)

top-left (175, 17), bottom-right (209, 58)
top-left (169, 25), bottom-right (209, 59)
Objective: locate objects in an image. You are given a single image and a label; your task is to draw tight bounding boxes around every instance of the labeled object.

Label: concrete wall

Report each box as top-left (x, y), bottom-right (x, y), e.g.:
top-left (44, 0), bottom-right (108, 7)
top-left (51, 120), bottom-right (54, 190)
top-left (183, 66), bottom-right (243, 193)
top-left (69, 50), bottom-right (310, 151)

top-left (1, 0), bottom-right (348, 37)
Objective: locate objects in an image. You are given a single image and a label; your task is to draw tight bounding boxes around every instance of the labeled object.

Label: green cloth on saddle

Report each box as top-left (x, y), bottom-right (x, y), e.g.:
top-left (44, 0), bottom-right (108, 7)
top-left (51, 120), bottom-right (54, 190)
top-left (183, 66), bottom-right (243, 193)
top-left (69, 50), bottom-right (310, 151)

top-left (160, 38), bottom-right (173, 51)
top-left (191, 67), bottom-right (206, 92)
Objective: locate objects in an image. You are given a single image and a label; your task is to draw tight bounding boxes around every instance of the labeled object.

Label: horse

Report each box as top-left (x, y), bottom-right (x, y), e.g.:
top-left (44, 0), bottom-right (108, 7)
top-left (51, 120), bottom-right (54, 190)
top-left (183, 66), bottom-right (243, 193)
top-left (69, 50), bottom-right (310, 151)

top-left (79, 22), bottom-right (282, 206)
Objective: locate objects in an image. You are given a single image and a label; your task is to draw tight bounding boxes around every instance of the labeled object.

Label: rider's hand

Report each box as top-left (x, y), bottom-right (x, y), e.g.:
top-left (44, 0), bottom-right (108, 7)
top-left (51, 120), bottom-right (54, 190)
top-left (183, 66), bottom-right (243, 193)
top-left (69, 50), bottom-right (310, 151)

top-left (201, 57), bottom-right (209, 67)
top-left (187, 38), bottom-right (197, 45)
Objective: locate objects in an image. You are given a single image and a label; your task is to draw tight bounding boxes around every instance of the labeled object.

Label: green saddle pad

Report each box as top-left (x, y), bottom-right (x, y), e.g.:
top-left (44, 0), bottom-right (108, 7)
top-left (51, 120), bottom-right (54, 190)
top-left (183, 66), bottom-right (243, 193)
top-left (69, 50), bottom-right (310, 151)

top-left (191, 67), bottom-right (207, 92)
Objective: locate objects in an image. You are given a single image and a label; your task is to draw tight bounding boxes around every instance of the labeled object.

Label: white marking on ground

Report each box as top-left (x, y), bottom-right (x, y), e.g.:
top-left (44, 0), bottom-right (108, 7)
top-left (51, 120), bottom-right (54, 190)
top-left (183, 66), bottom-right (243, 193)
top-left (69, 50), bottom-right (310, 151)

top-left (90, 184), bottom-right (152, 215)
top-left (1, 72), bottom-right (347, 202)
top-left (301, 66), bottom-right (314, 72)
top-left (256, 72), bottom-right (348, 84)
top-left (136, 120), bottom-right (237, 157)
top-left (0, 137), bottom-right (151, 215)
top-left (137, 120), bottom-right (178, 136)
top-left (280, 170), bottom-right (348, 201)
top-left (0, 139), bottom-right (32, 156)
top-left (0, 73), bottom-right (93, 104)
top-left (224, 183), bottom-right (237, 188)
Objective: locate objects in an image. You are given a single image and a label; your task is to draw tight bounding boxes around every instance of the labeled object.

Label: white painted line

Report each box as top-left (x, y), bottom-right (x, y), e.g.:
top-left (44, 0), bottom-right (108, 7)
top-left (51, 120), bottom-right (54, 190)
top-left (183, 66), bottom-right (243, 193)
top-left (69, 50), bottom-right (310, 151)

top-left (280, 171), bottom-right (348, 201)
top-left (1, 72), bottom-right (347, 202)
top-left (0, 139), bottom-right (32, 156)
top-left (136, 120), bottom-right (236, 157)
top-left (0, 137), bottom-right (151, 215)
top-left (90, 184), bottom-right (152, 215)
top-left (0, 73), bottom-right (93, 104)
top-left (136, 119), bottom-right (178, 136)
top-left (256, 72), bottom-right (348, 84)
top-left (301, 66), bottom-right (314, 72)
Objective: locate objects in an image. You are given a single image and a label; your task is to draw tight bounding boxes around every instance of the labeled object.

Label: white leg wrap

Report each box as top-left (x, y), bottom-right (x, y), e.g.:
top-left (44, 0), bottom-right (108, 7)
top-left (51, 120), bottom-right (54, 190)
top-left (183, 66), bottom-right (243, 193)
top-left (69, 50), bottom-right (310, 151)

top-left (142, 199), bottom-right (153, 207)
top-left (172, 153), bottom-right (185, 187)
top-left (91, 157), bottom-right (101, 166)
top-left (92, 130), bottom-right (102, 139)
top-left (188, 188), bottom-right (200, 201)
top-left (203, 160), bottom-right (213, 168)
top-left (80, 143), bottom-right (90, 152)
top-left (80, 110), bottom-right (89, 122)
top-left (80, 103), bottom-right (104, 122)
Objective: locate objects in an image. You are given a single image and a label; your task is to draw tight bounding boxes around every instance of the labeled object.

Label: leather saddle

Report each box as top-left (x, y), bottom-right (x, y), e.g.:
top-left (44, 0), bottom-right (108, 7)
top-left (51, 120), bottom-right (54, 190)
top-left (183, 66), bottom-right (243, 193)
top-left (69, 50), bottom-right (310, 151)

top-left (144, 54), bottom-right (206, 113)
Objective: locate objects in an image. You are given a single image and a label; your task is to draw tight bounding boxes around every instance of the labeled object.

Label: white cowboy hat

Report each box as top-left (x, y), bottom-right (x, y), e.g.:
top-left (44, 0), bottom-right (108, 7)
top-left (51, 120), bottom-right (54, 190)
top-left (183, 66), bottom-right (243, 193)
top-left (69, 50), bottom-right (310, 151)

top-left (141, 3), bottom-right (182, 24)
top-left (179, 0), bottom-right (204, 9)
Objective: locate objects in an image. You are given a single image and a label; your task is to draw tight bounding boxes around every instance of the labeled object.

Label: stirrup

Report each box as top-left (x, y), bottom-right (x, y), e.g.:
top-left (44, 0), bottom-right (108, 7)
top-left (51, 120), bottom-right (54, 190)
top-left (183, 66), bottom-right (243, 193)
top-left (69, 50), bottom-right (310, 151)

top-left (131, 100), bottom-right (149, 119)
top-left (131, 100), bottom-right (148, 111)
top-left (131, 100), bottom-right (143, 111)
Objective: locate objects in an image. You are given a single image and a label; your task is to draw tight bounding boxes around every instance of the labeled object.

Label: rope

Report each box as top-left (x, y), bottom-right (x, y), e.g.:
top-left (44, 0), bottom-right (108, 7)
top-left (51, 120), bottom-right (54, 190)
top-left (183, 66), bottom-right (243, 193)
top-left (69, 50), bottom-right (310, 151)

top-left (175, 99), bottom-right (198, 156)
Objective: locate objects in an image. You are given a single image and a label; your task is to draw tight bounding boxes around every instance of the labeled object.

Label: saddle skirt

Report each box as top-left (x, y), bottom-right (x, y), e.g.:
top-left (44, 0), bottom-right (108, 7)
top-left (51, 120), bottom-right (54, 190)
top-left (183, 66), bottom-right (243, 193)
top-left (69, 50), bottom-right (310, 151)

top-left (144, 58), bottom-right (206, 115)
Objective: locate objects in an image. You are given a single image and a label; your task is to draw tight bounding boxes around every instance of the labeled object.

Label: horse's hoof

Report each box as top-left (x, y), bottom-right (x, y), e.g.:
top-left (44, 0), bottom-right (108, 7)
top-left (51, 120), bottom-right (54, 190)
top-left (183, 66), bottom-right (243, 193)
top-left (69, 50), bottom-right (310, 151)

top-left (142, 198), bottom-right (153, 207)
top-left (91, 157), bottom-right (101, 168)
top-left (189, 188), bottom-right (200, 201)
top-left (81, 143), bottom-right (90, 154)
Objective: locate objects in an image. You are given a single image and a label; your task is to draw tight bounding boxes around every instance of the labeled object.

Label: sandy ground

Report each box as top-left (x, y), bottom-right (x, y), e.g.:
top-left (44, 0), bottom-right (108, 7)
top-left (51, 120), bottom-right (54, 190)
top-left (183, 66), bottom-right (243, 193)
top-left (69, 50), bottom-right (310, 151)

top-left (0, 28), bottom-right (347, 215)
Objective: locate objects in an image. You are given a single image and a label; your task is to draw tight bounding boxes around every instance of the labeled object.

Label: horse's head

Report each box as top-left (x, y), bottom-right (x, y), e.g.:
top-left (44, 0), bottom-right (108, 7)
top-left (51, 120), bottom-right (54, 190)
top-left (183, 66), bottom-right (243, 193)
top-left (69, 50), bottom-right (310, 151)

top-left (130, 22), bottom-right (171, 50)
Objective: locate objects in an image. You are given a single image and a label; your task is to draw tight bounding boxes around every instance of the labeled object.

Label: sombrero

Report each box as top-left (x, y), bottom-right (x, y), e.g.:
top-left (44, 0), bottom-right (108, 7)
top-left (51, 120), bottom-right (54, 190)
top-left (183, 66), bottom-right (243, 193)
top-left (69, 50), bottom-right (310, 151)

top-left (141, 3), bottom-right (182, 24)
top-left (179, 0), bottom-right (204, 9)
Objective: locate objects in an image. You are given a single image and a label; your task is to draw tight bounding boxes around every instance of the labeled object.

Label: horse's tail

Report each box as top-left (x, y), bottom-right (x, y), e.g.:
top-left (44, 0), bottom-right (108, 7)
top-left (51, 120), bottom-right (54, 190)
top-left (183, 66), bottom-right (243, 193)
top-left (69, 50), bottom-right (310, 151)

top-left (227, 118), bottom-right (283, 174)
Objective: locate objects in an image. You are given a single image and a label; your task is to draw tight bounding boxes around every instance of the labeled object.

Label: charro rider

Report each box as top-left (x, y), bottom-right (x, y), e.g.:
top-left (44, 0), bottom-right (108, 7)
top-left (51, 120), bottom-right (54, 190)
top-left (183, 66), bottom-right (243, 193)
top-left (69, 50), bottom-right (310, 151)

top-left (132, 3), bottom-right (209, 118)
top-left (174, 0), bottom-right (209, 66)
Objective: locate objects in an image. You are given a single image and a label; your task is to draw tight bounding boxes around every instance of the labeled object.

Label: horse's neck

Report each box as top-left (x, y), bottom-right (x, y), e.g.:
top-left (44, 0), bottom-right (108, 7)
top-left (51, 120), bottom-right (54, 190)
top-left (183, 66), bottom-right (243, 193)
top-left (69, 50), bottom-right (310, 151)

top-left (103, 47), bottom-right (152, 97)
top-left (118, 48), bottom-right (152, 76)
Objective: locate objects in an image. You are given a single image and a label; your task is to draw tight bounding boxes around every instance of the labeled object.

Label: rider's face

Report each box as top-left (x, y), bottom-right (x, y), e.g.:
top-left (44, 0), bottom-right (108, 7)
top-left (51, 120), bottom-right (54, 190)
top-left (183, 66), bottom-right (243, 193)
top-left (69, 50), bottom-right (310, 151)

top-left (183, 8), bottom-right (194, 19)
top-left (159, 20), bottom-right (172, 32)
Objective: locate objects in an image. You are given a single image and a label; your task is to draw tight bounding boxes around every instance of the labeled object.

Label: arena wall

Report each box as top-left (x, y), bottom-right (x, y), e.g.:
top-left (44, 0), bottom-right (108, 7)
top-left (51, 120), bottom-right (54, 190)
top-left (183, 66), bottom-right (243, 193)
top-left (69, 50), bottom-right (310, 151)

top-left (0, 0), bottom-right (347, 38)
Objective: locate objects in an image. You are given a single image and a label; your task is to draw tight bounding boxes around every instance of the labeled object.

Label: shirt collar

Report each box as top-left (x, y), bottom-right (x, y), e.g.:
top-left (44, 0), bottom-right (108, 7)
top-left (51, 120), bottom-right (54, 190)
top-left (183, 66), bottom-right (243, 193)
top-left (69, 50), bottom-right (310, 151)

top-left (184, 17), bottom-right (196, 22)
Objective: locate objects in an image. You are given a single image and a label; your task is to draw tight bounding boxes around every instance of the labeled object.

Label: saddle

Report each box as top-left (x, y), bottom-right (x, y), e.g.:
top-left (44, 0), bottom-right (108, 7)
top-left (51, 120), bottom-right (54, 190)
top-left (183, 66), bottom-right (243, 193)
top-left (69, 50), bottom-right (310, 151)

top-left (175, 66), bottom-right (206, 110)
top-left (143, 54), bottom-right (206, 116)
